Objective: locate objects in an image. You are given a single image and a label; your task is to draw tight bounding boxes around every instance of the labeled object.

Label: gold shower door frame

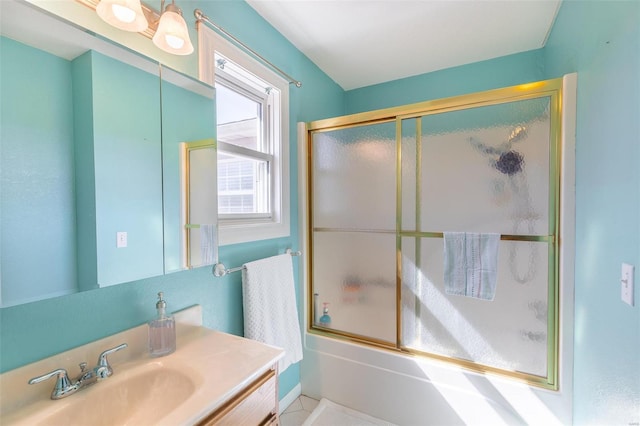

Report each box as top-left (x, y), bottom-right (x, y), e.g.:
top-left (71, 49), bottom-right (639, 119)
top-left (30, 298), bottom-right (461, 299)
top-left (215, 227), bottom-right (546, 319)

top-left (306, 78), bottom-right (563, 390)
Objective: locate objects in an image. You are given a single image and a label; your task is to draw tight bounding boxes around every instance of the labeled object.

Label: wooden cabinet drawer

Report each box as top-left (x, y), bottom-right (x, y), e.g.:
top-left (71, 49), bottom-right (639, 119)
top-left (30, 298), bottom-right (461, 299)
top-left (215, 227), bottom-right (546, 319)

top-left (197, 368), bottom-right (278, 426)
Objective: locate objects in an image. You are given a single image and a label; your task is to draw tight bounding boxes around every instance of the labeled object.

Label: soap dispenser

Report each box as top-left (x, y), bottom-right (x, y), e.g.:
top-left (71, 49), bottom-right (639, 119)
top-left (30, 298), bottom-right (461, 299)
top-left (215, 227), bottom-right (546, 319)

top-left (319, 302), bottom-right (331, 327)
top-left (148, 292), bottom-right (176, 357)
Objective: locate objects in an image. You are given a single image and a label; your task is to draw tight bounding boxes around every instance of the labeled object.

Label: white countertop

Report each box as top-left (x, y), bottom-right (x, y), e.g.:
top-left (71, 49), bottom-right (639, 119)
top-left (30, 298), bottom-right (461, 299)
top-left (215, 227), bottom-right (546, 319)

top-left (0, 306), bottom-right (284, 425)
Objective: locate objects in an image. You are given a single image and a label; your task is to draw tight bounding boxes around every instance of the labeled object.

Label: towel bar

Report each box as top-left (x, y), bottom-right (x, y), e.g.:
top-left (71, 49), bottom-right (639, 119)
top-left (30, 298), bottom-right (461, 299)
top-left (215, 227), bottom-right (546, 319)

top-left (212, 249), bottom-right (302, 277)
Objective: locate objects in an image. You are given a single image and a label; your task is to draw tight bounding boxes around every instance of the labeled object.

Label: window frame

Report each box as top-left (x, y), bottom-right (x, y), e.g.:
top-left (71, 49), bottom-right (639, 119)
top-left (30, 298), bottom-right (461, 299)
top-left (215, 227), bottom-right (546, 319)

top-left (198, 25), bottom-right (290, 245)
top-left (215, 65), bottom-right (273, 220)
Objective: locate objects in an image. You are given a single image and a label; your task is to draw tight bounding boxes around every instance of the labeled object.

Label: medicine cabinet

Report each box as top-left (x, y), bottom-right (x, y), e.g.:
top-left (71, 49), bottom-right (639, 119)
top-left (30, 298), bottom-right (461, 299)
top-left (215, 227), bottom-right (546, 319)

top-left (0, 0), bottom-right (216, 307)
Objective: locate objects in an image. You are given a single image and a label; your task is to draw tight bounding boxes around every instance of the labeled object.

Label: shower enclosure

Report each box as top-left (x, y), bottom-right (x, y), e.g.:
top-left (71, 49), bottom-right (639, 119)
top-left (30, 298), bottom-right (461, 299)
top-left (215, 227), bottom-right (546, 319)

top-left (306, 78), bottom-right (563, 389)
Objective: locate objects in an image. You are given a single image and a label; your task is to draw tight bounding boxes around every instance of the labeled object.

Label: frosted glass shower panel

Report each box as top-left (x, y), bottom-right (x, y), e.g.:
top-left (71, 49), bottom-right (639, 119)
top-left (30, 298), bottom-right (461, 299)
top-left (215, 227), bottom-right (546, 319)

top-left (420, 98), bottom-right (551, 235)
top-left (313, 231), bottom-right (396, 343)
top-left (401, 236), bottom-right (550, 377)
top-left (312, 122), bottom-right (396, 230)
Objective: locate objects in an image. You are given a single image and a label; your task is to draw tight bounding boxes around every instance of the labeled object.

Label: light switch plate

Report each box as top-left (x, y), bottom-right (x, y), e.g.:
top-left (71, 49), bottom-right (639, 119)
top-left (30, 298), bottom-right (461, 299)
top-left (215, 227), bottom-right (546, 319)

top-left (621, 263), bottom-right (634, 306)
top-left (116, 231), bottom-right (128, 248)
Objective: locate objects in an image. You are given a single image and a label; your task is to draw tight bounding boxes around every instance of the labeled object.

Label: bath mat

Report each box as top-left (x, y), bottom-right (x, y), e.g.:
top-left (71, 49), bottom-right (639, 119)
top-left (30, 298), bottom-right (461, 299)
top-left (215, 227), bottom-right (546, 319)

top-left (302, 398), bottom-right (395, 426)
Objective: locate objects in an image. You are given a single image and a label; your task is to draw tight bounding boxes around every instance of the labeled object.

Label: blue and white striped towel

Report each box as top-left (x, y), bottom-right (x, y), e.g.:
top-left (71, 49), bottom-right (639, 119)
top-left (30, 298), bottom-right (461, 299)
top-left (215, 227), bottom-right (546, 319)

top-left (443, 232), bottom-right (500, 301)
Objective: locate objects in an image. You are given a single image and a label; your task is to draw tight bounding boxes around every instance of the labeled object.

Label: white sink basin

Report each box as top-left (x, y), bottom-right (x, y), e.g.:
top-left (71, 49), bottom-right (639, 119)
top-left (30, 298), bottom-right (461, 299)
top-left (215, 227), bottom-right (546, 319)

top-left (37, 364), bottom-right (198, 426)
top-left (0, 310), bottom-right (284, 426)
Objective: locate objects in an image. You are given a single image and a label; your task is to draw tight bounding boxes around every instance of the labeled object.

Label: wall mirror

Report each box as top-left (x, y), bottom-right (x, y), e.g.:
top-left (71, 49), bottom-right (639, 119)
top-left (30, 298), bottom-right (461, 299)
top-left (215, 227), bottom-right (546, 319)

top-left (0, 0), bottom-right (216, 308)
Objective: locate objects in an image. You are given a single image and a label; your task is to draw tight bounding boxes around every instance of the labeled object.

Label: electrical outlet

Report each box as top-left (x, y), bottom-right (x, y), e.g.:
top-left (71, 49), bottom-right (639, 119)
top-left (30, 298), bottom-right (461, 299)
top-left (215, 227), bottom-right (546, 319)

top-left (621, 263), bottom-right (634, 306)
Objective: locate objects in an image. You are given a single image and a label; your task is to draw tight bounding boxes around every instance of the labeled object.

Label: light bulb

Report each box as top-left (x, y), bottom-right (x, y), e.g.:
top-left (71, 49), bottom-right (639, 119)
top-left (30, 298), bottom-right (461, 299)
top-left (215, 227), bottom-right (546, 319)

top-left (111, 4), bottom-right (136, 23)
top-left (152, 5), bottom-right (194, 55)
top-left (165, 34), bottom-right (185, 50)
top-left (96, 0), bottom-right (148, 32)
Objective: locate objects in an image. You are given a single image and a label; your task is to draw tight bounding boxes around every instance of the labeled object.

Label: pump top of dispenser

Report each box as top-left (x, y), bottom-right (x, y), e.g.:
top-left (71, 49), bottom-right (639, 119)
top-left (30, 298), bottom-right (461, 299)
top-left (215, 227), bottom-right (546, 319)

top-left (156, 292), bottom-right (167, 312)
top-left (319, 302), bottom-right (331, 326)
top-left (148, 291), bottom-right (176, 357)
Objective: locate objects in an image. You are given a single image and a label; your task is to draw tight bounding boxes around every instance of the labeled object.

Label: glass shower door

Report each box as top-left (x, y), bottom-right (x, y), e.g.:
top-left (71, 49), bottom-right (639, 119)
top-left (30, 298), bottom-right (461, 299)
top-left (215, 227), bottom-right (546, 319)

top-left (307, 77), bottom-right (562, 388)
top-left (310, 121), bottom-right (397, 344)
top-left (399, 96), bottom-right (557, 379)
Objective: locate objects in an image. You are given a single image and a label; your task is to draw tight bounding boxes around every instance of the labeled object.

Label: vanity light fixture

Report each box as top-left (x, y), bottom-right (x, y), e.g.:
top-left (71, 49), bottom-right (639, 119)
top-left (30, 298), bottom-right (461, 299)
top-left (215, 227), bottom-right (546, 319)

top-left (96, 0), bottom-right (148, 32)
top-left (152, 0), bottom-right (194, 55)
top-left (80, 0), bottom-right (193, 55)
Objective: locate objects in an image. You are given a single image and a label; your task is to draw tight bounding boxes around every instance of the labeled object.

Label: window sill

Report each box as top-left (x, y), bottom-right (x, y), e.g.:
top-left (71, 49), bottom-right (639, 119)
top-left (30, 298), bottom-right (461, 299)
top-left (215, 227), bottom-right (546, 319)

top-left (218, 220), bottom-right (290, 246)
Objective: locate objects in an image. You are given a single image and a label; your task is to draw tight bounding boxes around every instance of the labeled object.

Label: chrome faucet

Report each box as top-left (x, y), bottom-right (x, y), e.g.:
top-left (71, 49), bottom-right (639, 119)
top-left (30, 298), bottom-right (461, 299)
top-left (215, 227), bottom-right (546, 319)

top-left (28, 343), bottom-right (128, 400)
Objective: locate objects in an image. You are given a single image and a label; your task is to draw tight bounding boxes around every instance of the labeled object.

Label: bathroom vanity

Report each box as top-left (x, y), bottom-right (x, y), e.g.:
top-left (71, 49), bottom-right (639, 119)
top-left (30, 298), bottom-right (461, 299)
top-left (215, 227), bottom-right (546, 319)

top-left (196, 366), bottom-right (279, 425)
top-left (0, 306), bottom-right (284, 425)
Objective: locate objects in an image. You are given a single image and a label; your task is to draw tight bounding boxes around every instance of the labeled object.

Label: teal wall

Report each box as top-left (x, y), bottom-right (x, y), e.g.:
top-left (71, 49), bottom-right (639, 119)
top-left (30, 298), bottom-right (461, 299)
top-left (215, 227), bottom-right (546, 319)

top-left (543, 1), bottom-right (639, 423)
top-left (1, 37), bottom-right (78, 305)
top-left (72, 51), bottom-right (98, 293)
top-left (90, 51), bottom-right (164, 287)
top-left (70, 50), bottom-right (166, 289)
top-left (346, 49), bottom-right (545, 113)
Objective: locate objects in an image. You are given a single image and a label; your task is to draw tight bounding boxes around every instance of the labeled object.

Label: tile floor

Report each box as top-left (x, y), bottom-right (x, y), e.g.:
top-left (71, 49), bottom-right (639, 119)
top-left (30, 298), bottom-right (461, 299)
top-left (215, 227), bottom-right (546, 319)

top-left (280, 394), bottom-right (320, 426)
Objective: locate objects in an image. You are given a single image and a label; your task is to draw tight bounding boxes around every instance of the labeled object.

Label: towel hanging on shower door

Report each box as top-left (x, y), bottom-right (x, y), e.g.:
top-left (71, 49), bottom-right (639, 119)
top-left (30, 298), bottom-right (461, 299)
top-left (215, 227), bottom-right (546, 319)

top-left (443, 232), bottom-right (500, 301)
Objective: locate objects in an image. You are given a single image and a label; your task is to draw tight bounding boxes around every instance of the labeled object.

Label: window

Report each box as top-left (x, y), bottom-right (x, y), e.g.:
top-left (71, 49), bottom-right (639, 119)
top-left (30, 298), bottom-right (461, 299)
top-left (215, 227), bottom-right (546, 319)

top-left (198, 26), bottom-right (290, 245)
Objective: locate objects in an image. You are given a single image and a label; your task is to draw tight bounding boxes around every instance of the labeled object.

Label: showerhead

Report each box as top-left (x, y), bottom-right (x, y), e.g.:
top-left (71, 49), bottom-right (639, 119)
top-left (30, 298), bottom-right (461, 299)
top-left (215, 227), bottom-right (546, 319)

top-left (508, 126), bottom-right (527, 143)
top-left (469, 127), bottom-right (527, 176)
top-left (495, 150), bottom-right (524, 176)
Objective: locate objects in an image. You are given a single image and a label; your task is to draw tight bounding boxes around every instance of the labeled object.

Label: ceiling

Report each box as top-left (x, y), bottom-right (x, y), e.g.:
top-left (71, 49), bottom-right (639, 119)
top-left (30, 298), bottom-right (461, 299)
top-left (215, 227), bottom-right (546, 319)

top-left (246, 0), bottom-right (562, 90)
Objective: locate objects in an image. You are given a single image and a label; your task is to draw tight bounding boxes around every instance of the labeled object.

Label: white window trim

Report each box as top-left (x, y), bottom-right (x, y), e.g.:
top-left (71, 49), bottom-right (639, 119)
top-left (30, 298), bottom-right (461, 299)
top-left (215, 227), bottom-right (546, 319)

top-left (198, 25), bottom-right (290, 245)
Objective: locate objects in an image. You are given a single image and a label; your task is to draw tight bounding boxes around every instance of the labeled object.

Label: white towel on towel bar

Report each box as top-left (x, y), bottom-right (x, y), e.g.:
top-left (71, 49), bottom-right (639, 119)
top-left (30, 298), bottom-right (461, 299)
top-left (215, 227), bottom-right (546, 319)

top-left (443, 232), bottom-right (500, 301)
top-left (242, 254), bottom-right (303, 372)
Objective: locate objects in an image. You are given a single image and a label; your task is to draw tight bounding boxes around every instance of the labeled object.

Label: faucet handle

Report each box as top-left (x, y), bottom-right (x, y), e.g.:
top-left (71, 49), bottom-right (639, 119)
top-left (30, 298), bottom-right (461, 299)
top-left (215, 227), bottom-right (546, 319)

top-left (28, 368), bottom-right (78, 399)
top-left (75, 362), bottom-right (94, 383)
top-left (96, 343), bottom-right (128, 378)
